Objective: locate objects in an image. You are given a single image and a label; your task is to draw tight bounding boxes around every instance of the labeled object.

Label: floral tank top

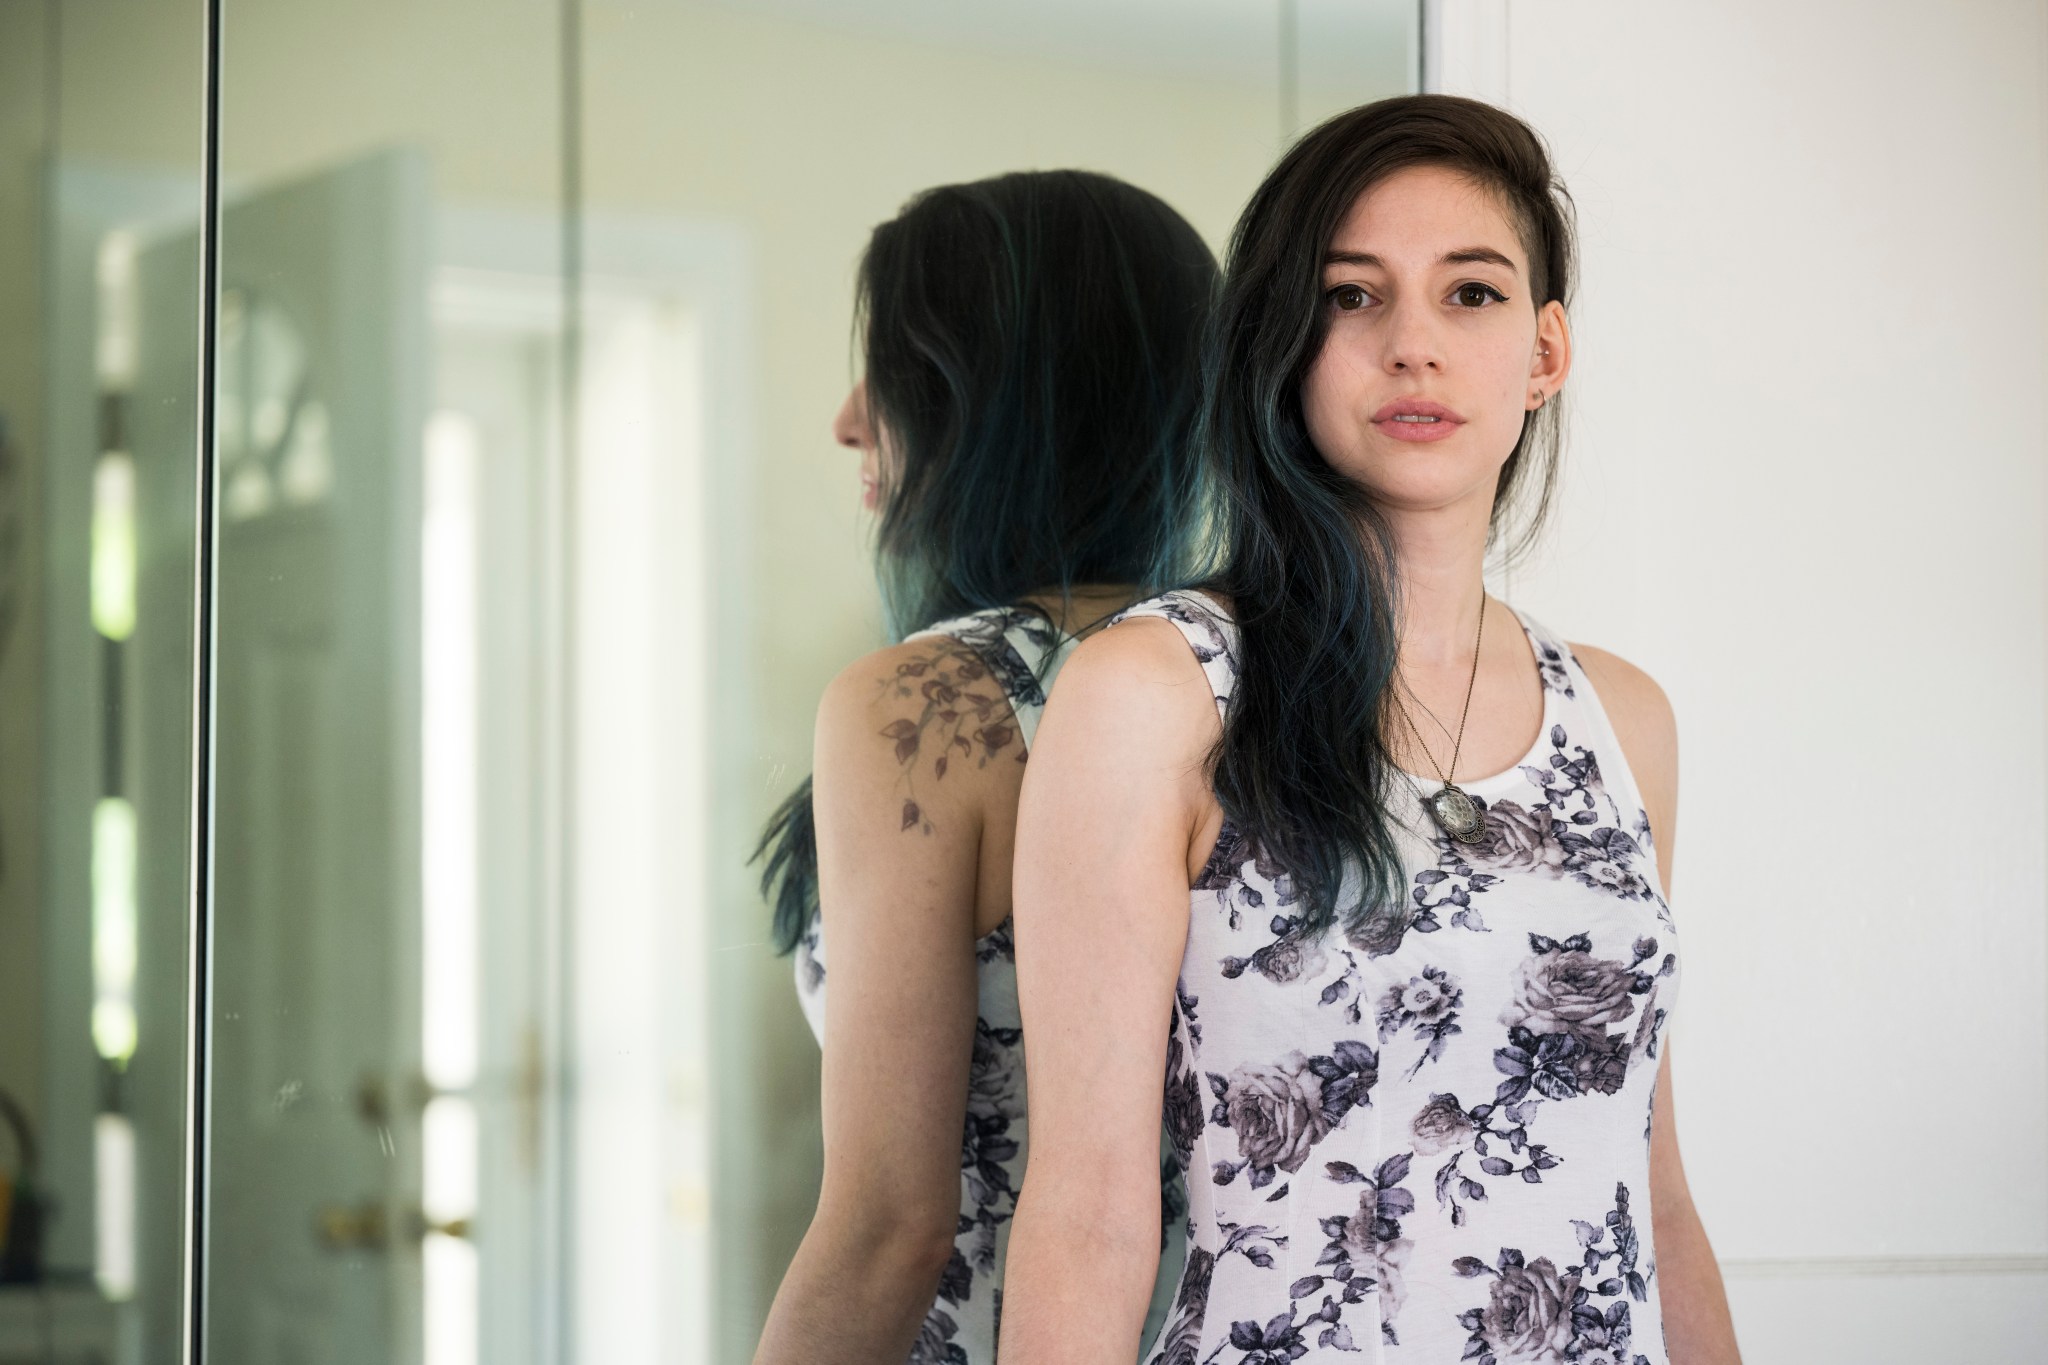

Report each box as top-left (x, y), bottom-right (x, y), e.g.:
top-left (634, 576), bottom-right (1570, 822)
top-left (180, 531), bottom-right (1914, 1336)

top-left (1115, 590), bottom-right (1678, 1365)
top-left (793, 605), bottom-right (1186, 1364)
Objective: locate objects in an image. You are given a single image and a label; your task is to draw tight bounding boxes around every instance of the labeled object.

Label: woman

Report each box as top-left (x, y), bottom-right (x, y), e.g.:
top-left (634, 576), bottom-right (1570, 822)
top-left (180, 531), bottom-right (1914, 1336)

top-left (752, 169), bottom-right (1218, 1364)
top-left (1000, 97), bottom-right (1743, 1362)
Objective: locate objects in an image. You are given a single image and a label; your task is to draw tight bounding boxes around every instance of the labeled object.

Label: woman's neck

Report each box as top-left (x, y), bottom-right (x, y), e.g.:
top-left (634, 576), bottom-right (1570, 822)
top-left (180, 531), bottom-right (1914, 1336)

top-left (1018, 582), bottom-right (1141, 639)
top-left (1384, 501), bottom-right (1495, 666)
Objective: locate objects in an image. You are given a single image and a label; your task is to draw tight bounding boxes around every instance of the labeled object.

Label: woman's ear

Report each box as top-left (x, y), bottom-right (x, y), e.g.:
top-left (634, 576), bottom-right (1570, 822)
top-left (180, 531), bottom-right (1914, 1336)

top-left (1529, 301), bottom-right (1572, 407)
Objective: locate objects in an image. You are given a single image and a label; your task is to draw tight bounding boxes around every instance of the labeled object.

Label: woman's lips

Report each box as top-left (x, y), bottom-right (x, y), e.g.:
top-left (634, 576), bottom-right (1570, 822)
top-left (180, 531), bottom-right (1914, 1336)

top-left (861, 477), bottom-right (880, 509)
top-left (1372, 414), bottom-right (1464, 443)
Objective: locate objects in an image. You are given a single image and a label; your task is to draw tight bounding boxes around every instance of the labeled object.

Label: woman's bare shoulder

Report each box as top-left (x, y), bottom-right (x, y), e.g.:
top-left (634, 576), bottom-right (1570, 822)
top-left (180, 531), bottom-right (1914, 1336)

top-left (1567, 642), bottom-right (1675, 752)
top-left (813, 635), bottom-right (1024, 830)
top-left (1567, 640), bottom-right (1679, 852)
top-left (1035, 610), bottom-right (1222, 764)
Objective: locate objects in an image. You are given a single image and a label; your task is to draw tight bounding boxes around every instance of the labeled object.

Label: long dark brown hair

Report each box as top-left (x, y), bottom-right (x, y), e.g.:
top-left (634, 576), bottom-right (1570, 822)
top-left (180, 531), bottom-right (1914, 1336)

top-left (755, 169), bottom-right (1221, 952)
top-left (1196, 93), bottom-right (1577, 940)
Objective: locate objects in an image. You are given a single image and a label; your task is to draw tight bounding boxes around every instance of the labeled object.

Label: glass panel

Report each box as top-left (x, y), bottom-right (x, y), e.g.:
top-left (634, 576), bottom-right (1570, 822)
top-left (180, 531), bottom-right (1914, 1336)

top-left (1, 1), bottom-right (210, 1361)
top-left (576, 0), bottom-right (1419, 1356)
top-left (207, 5), bottom-right (569, 1364)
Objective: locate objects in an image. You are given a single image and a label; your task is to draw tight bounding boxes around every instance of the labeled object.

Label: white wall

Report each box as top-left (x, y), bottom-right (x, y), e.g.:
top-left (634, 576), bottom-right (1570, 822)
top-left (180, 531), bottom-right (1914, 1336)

top-left (1438, 2), bottom-right (2048, 1360)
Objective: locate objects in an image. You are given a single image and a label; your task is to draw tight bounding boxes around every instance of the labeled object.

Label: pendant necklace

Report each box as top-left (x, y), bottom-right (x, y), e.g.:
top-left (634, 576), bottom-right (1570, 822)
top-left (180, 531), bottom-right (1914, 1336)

top-left (1393, 591), bottom-right (1491, 846)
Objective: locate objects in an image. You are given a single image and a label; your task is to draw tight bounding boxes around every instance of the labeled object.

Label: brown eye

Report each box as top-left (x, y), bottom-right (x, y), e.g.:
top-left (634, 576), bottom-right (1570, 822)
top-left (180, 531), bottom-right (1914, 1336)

top-left (1454, 282), bottom-right (1509, 308)
top-left (1328, 284), bottom-right (1369, 312)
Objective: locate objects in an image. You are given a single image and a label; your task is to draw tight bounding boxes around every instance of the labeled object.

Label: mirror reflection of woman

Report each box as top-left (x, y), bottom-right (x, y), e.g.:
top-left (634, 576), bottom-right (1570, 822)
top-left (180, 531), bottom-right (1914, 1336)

top-left (1001, 97), bottom-right (1743, 1363)
top-left (752, 170), bottom-right (1219, 1365)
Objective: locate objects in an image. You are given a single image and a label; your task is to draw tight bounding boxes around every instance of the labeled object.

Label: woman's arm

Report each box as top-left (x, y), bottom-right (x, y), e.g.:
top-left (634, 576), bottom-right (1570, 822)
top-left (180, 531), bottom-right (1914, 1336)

top-left (754, 640), bottom-right (999, 1364)
top-left (999, 620), bottom-right (1222, 1362)
top-left (1575, 644), bottom-right (1742, 1364)
top-left (1649, 1044), bottom-right (1739, 1362)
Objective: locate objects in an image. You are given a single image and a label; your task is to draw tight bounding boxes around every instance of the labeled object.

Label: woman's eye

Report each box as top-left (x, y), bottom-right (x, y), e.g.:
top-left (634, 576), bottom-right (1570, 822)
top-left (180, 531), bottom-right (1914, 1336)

top-left (1453, 282), bottom-right (1509, 308)
top-left (1327, 284), bottom-right (1370, 312)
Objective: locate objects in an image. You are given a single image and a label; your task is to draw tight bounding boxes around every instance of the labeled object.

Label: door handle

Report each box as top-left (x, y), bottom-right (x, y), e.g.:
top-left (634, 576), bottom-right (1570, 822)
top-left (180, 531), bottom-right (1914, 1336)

top-left (315, 1200), bottom-right (387, 1251)
top-left (315, 1201), bottom-right (473, 1249)
top-left (412, 1213), bottom-right (473, 1241)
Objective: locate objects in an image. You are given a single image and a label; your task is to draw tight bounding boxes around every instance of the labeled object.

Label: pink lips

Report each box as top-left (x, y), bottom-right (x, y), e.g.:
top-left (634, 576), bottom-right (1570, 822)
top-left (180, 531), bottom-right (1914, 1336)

top-left (1371, 397), bottom-right (1465, 443)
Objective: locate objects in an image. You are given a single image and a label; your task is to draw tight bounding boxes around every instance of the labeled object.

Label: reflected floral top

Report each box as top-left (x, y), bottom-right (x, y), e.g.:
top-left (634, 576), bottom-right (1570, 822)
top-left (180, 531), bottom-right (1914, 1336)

top-left (794, 605), bottom-right (1185, 1364)
top-left (1117, 591), bottom-right (1678, 1365)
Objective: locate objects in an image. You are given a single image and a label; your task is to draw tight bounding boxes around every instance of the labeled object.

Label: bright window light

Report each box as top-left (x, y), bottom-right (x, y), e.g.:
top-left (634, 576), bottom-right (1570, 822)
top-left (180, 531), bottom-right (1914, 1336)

top-left (90, 797), bottom-right (138, 1066)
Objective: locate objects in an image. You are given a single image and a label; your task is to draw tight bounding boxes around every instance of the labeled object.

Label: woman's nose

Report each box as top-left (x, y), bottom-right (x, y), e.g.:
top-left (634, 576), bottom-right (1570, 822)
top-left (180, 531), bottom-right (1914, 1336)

top-left (1381, 299), bottom-right (1446, 375)
top-left (832, 381), bottom-right (872, 450)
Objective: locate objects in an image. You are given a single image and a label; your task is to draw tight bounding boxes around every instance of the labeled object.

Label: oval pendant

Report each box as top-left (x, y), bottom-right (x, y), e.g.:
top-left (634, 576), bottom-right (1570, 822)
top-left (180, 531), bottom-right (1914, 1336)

top-left (1427, 783), bottom-right (1488, 845)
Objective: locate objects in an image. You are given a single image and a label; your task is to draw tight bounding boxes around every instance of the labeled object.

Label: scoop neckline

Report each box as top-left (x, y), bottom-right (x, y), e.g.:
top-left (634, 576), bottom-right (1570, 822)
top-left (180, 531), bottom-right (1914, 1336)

top-left (1389, 601), bottom-right (1556, 797)
top-left (1163, 586), bottom-right (1559, 797)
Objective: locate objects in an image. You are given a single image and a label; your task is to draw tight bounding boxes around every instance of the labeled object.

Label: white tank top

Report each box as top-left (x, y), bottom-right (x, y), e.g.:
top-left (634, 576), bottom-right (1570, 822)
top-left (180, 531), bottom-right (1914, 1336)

top-left (1113, 589), bottom-right (1680, 1365)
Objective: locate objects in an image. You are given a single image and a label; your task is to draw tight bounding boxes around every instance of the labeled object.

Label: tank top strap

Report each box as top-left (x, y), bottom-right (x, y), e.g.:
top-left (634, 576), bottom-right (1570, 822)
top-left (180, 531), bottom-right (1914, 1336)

top-left (905, 605), bottom-right (1075, 749)
top-left (1105, 588), bottom-right (1241, 723)
top-left (1506, 604), bottom-right (1664, 874)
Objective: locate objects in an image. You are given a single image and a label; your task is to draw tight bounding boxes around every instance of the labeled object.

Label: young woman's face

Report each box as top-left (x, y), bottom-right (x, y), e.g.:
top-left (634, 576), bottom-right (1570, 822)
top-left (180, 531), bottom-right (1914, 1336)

top-left (1301, 163), bottom-right (1568, 515)
top-left (832, 378), bottom-right (884, 510)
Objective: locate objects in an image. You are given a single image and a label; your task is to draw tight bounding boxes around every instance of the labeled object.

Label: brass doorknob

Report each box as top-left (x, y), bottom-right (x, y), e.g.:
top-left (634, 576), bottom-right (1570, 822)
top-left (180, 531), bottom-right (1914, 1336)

top-left (411, 1212), bottom-right (473, 1241)
top-left (315, 1200), bottom-right (388, 1251)
top-left (315, 1202), bottom-right (473, 1248)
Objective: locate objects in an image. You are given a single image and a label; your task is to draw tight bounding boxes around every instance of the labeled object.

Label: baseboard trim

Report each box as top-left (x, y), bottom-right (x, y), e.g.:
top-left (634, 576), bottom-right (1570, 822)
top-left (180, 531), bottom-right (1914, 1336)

top-left (1719, 1254), bottom-right (2048, 1279)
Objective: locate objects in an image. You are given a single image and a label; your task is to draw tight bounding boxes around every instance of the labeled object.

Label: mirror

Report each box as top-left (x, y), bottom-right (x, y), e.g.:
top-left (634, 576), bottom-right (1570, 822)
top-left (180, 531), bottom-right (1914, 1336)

top-left (0, 0), bottom-right (209, 1359)
top-left (579, 3), bottom-right (1416, 1354)
top-left (199, 2), bottom-right (1418, 1361)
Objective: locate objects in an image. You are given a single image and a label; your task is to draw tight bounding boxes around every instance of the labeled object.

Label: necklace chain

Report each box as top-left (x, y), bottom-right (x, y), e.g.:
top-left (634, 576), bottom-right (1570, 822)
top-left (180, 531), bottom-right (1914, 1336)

top-left (1393, 590), bottom-right (1487, 786)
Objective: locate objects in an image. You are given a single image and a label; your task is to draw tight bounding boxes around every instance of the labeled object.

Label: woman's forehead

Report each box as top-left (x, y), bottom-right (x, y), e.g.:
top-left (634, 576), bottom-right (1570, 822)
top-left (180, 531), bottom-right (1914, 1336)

top-left (1329, 168), bottom-right (1524, 275)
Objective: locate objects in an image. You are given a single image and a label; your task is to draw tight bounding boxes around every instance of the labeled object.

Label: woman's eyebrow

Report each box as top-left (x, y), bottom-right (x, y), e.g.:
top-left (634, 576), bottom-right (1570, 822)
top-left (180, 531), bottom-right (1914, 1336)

top-left (1323, 246), bottom-right (1520, 275)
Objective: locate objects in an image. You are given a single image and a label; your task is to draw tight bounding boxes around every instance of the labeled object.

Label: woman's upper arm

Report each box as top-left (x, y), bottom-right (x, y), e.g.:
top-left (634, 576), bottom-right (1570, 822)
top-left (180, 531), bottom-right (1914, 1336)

top-left (1011, 620), bottom-right (1219, 1204)
top-left (808, 639), bottom-right (995, 1234)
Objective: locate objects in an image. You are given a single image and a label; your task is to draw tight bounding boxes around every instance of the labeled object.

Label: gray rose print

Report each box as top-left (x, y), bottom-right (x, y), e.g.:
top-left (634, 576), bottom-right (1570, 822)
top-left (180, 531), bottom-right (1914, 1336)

top-left (1291, 1152), bottom-right (1418, 1347)
top-left (1386, 720), bottom-right (1672, 942)
top-left (941, 607), bottom-right (1058, 708)
top-left (1220, 917), bottom-right (1327, 986)
top-left (1411, 1092), bottom-right (1477, 1157)
top-left (1414, 932), bottom-right (1669, 1234)
top-left (1478, 800), bottom-right (1571, 878)
top-left (1495, 934), bottom-right (1664, 1104)
top-left (1162, 1032), bottom-right (1205, 1169)
top-left (965, 1017), bottom-right (1024, 1125)
top-left (1425, 1087), bottom-right (1554, 1229)
top-left (908, 1304), bottom-right (968, 1365)
top-left (1452, 1183), bottom-right (1654, 1365)
top-left (1496, 722), bottom-right (1661, 906)
top-left (1533, 636), bottom-right (1577, 699)
top-left (1198, 823), bottom-right (1300, 934)
top-left (1206, 1041), bottom-right (1377, 1192)
top-left (1376, 965), bottom-right (1464, 1076)
top-left (1453, 1251), bottom-right (1581, 1365)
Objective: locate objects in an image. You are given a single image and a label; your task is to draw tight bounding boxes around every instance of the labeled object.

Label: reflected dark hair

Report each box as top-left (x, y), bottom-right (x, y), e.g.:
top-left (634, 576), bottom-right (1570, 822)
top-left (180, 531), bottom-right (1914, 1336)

top-left (755, 169), bottom-right (1220, 953)
top-left (1197, 94), bottom-right (1576, 939)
